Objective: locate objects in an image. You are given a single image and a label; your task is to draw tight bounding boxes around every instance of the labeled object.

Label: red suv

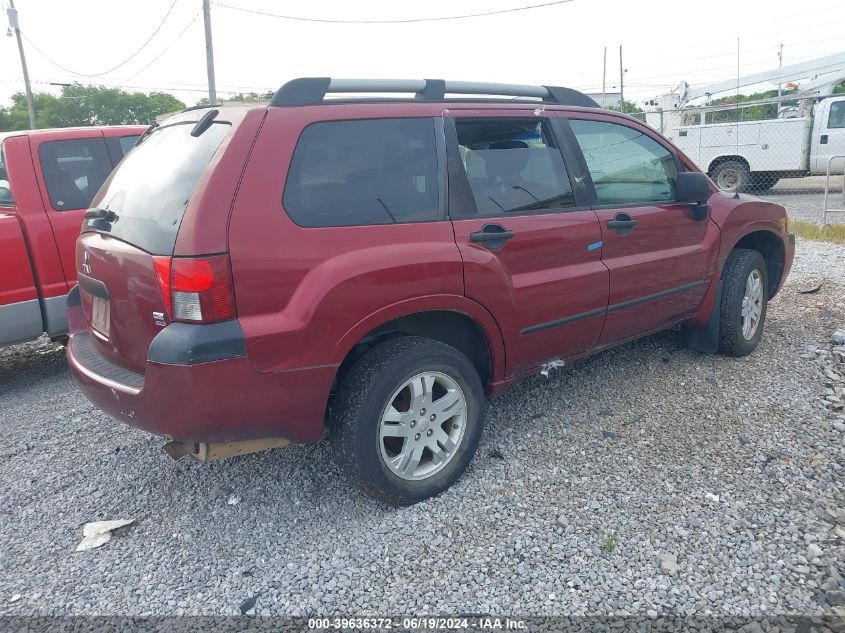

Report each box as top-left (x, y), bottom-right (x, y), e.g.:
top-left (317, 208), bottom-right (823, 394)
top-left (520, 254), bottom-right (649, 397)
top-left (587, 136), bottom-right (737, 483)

top-left (67, 78), bottom-right (794, 505)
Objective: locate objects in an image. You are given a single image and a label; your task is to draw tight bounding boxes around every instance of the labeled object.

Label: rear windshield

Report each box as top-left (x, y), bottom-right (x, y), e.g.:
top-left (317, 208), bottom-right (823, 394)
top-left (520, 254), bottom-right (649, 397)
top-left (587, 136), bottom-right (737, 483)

top-left (87, 122), bottom-right (229, 255)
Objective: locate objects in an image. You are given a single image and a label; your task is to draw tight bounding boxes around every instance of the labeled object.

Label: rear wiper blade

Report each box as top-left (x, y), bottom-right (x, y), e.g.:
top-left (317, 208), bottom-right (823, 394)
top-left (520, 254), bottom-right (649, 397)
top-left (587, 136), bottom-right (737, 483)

top-left (191, 109), bottom-right (219, 137)
top-left (84, 207), bottom-right (118, 223)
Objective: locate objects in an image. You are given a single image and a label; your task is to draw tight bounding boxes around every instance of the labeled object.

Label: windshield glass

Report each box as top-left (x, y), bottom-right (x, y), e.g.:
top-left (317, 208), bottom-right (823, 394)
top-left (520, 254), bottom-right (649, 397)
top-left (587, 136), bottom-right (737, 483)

top-left (87, 122), bottom-right (230, 255)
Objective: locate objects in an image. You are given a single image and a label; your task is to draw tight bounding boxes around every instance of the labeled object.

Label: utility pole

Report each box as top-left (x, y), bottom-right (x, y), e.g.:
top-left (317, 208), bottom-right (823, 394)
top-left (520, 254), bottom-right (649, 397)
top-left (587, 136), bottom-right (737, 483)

top-left (618, 45), bottom-right (624, 104)
top-left (202, 0), bottom-right (217, 105)
top-left (7, 0), bottom-right (37, 129)
top-left (777, 43), bottom-right (784, 98)
top-left (601, 46), bottom-right (607, 108)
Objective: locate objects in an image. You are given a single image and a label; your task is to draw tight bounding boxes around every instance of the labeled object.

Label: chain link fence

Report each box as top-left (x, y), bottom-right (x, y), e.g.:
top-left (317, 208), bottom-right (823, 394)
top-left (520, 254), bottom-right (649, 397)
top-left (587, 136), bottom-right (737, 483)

top-left (632, 95), bottom-right (845, 225)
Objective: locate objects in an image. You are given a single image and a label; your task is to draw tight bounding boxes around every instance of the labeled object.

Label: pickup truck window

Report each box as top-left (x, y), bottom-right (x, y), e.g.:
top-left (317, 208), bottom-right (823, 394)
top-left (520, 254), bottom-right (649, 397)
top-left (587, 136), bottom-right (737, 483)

top-left (451, 118), bottom-right (575, 217)
top-left (569, 119), bottom-right (678, 206)
top-left (829, 101), bottom-right (845, 129)
top-left (86, 122), bottom-right (230, 255)
top-left (0, 143), bottom-right (11, 206)
top-left (119, 135), bottom-right (140, 154)
top-left (39, 139), bottom-right (113, 211)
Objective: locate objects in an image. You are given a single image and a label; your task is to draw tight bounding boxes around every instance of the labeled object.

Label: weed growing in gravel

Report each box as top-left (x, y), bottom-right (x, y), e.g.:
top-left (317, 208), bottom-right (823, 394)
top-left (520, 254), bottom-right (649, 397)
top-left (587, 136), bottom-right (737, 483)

top-left (790, 219), bottom-right (845, 244)
top-left (602, 531), bottom-right (618, 554)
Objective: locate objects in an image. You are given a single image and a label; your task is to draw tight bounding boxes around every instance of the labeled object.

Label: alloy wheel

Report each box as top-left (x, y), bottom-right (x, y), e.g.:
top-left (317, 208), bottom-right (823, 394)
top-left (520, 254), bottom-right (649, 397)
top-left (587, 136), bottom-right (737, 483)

top-left (741, 269), bottom-right (763, 340)
top-left (378, 371), bottom-right (467, 481)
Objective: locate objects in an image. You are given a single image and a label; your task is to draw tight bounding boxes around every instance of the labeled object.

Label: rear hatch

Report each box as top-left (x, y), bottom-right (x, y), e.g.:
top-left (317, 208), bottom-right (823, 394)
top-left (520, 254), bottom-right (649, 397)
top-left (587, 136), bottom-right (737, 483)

top-left (76, 115), bottom-right (235, 374)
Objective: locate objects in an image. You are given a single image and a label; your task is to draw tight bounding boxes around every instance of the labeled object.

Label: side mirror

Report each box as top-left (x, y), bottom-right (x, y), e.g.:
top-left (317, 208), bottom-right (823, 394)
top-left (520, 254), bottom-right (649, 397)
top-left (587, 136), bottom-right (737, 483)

top-left (675, 171), bottom-right (711, 221)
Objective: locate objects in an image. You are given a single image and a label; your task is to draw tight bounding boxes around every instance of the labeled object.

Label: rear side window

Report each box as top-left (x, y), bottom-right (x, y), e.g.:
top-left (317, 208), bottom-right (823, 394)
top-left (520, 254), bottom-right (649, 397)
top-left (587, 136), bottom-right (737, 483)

top-left (39, 138), bottom-right (112, 211)
top-left (89, 122), bottom-right (229, 255)
top-left (283, 118), bottom-right (439, 227)
top-left (569, 119), bottom-right (678, 206)
top-left (453, 118), bottom-right (575, 217)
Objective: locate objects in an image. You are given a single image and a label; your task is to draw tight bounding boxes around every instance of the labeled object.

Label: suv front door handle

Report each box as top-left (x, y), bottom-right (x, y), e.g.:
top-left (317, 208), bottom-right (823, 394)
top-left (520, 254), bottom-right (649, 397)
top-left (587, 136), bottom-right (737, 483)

top-left (470, 224), bottom-right (515, 249)
top-left (607, 213), bottom-right (638, 235)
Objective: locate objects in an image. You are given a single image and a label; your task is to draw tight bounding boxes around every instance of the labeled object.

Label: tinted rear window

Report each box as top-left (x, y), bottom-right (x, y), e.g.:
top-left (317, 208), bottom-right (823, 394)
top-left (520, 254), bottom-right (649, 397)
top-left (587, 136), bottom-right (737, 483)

top-left (283, 118), bottom-right (439, 227)
top-left (454, 118), bottom-right (575, 217)
top-left (88, 122), bottom-right (229, 255)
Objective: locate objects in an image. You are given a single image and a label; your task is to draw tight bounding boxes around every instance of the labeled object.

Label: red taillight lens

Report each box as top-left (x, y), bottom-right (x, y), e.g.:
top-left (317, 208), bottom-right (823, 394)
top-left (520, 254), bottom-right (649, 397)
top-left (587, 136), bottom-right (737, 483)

top-left (152, 256), bottom-right (172, 315)
top-left (152, 254), bottom-right (235, 324)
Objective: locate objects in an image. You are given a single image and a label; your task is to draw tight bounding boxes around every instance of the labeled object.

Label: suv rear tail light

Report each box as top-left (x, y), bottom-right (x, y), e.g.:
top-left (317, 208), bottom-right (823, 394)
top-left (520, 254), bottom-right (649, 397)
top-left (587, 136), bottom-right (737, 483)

top-left (152, 254), bottom-right (235, 323)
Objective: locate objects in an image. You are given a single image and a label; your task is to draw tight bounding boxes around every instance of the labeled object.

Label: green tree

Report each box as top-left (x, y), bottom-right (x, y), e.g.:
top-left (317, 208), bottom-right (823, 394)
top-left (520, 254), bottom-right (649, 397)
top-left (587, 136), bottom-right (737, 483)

top-left (707, 87), bottom-right (798, 123)
top-left (0, 84), bottom-right (185, 132)
top-left (607, 99), bottom-right (644, 114)
top-left (195, 91), bottom-right (274, 106)
top-left (227, 91), bottom-right (274, 101)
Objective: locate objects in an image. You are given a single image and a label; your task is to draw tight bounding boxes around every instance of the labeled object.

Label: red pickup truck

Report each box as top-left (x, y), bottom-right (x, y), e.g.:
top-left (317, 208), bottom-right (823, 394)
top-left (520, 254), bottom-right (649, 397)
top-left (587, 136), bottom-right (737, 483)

top-left (0, 126), bottom-right (145, 347)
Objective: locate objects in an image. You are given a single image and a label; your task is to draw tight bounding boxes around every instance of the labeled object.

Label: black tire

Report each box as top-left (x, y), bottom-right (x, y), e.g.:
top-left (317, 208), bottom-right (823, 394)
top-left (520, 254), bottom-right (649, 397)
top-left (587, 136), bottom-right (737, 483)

top-left (331, 336), bottom-right (485, 506)
top-left (718, 249), bottom-right (768, 357)
top-left (711, 160), bottom-right (750, 193)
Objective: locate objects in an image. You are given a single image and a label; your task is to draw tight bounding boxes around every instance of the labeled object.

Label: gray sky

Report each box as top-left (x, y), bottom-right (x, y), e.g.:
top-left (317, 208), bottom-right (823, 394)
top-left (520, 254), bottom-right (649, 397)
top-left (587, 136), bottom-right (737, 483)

top-left (2, 0), bottom-right (844, 108)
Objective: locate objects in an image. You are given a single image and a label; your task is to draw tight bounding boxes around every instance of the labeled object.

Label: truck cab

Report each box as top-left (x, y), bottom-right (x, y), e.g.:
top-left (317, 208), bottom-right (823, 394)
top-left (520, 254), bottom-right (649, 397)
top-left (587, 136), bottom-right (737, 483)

top-left (810, 95), bottom-right (845, 174)
top-left (0, 126), bottom-right (145, 347)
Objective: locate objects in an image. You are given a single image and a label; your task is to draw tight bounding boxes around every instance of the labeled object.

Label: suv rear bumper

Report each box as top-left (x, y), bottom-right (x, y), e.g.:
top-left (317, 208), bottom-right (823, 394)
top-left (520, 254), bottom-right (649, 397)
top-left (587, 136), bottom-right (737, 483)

top-left (66, 310), bottom-right (334, 444)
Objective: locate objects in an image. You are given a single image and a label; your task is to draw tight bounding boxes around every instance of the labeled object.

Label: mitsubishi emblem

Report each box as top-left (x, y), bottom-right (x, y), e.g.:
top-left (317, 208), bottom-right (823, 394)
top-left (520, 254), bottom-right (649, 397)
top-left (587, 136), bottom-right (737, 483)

top-left (82, 251), bottom-right (91, 275)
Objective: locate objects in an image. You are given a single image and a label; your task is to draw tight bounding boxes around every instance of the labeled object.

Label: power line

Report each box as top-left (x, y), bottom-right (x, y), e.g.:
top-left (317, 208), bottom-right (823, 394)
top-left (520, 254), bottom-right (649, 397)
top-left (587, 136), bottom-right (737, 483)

top-left (21, 0), bottom-right (180, 78)
top-left (119, 14), bottom-right (200, 86)
top-left (24, 78), bottom-right (269, 97)
top-left (20, 76), bottom-right (270, 93)
top-left (212, 0), bottom-right (575, 24)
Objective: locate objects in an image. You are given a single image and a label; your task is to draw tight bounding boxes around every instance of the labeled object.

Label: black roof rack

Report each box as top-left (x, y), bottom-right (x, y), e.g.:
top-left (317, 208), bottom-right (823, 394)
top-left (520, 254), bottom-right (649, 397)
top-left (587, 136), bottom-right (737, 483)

top-left (269, 78), bottom-right (599, 108)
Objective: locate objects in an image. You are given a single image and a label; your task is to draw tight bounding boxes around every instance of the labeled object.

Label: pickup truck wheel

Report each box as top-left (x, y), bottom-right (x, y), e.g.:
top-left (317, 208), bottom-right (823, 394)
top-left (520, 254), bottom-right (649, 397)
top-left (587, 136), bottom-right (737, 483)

top-left (331, 336), bottom-right (484, 506)
top-left (718, 249), bottom-right (768, 357)
top-left (712, 161), bottom-right (750, 193)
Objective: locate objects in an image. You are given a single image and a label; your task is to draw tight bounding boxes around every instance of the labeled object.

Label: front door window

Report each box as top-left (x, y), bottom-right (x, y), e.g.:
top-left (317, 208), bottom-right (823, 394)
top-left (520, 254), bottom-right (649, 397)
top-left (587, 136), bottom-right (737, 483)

top-left (569, 119), bottom-right (678, 206)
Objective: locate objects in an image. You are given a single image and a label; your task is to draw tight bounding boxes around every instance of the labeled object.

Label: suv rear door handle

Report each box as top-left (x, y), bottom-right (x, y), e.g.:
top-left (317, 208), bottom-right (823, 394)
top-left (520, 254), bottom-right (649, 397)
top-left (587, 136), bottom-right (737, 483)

top-left (607, 213), bottom-right (638, 235)
top-left (470, 224), bottom-right (515, 249)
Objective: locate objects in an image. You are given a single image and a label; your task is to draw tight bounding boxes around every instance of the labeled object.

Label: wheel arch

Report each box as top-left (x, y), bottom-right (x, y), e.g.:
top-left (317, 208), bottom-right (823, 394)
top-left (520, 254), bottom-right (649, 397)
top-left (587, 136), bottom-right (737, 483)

top-left (707, 155), bottom-right (751, 176)
top-left (728, 229), bottom-right (786, 298)
top-left (331, 297), bottom-right (507, 394)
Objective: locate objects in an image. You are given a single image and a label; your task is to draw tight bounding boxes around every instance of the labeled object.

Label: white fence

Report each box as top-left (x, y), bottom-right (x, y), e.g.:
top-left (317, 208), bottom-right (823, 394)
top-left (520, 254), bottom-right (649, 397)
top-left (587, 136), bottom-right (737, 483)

top-left (632, 94), bottom-right (845, 224)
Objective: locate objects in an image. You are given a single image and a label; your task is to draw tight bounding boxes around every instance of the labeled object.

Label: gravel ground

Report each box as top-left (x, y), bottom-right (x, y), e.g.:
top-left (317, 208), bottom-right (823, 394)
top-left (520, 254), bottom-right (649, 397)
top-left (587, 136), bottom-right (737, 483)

top-left (768, 198), bottom-right (845, 226)
top-left (773, 199), bottom-right (845, 226)
top-left (1, 240), bottom-right (844, 621)
top-left (732, 175), bottom-right (845, 226)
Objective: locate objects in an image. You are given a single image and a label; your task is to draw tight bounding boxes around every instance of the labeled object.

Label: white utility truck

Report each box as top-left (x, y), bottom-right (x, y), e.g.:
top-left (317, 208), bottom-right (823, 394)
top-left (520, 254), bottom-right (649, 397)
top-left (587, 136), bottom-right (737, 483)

top-left (642, 52), bottom-right (845, 193)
